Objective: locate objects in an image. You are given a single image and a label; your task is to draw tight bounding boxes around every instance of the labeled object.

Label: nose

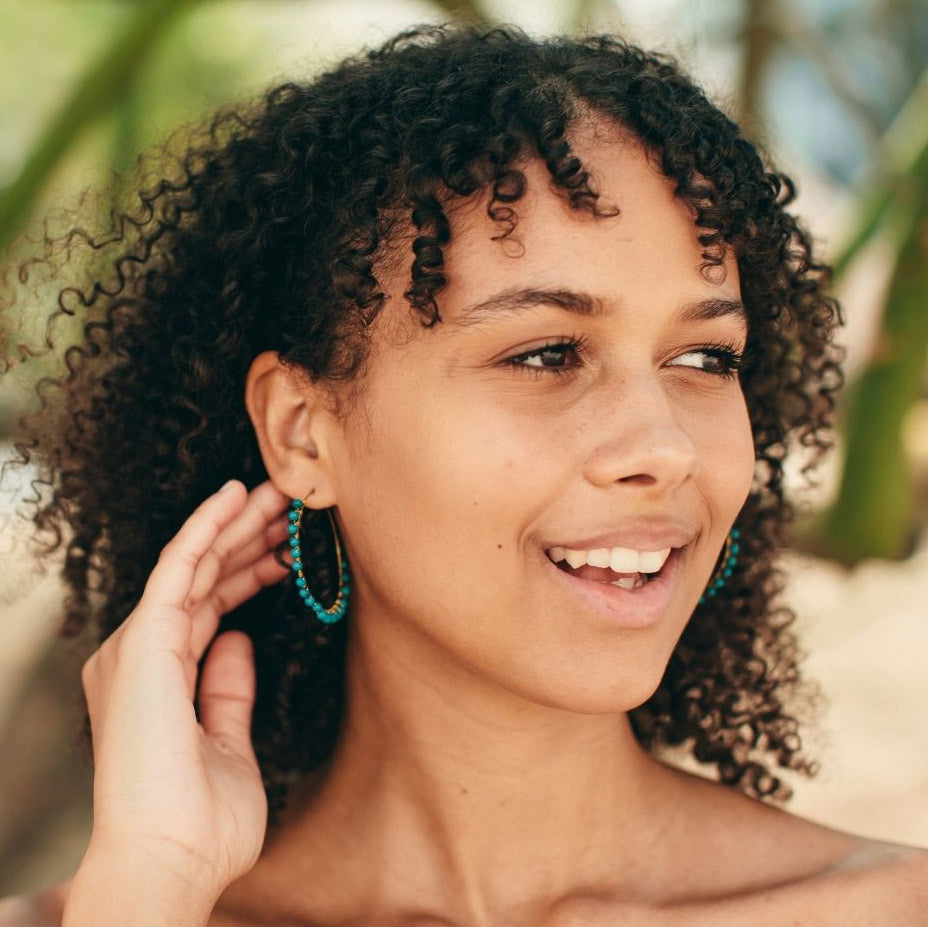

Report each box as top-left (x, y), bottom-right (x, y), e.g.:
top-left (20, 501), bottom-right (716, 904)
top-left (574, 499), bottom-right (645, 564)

top-left (582, 376), bottom-right (700, 493)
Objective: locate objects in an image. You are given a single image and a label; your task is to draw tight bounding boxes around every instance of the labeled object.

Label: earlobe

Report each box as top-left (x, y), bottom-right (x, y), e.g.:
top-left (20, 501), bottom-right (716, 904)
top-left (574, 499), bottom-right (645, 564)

top-left (244, 351), bottom-right (339, 507)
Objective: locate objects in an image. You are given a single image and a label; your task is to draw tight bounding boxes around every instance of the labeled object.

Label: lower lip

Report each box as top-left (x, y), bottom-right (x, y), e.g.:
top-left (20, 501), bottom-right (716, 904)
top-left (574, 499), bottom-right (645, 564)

top-left (543, 547), bottom-right (684, 629)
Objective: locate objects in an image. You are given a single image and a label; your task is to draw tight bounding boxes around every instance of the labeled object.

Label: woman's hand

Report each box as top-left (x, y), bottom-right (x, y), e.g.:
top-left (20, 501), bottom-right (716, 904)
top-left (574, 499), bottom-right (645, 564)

top-left (68, 479), bottom-right (292, 917)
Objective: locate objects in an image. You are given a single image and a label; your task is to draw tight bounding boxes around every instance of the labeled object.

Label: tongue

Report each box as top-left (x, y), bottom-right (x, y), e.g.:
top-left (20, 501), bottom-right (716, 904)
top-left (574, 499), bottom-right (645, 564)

top-left (559, 562), bottom-right (641, 584)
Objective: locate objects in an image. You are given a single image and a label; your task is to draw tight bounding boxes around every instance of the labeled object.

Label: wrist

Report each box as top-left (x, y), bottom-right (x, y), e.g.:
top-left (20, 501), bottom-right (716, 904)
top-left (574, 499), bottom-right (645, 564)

top-left (63, 842), bottom-right (221, 927)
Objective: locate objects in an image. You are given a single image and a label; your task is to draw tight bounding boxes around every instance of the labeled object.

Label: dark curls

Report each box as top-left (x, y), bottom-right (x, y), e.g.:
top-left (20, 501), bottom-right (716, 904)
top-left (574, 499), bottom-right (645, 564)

top-left (2, 24), bottom-right (843, 821)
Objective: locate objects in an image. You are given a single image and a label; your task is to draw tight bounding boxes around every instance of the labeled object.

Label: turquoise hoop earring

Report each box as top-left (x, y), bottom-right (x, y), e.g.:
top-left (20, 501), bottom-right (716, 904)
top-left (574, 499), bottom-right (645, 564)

top-left (287, 493), bottom-right (351, 624)
top-left (698, 528), bottom-right (740, 606)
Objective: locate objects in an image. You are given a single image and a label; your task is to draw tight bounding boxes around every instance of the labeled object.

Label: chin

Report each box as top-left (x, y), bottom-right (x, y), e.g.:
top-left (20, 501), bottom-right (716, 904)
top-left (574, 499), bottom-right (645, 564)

top-left (510, 661), bottom-right (668, 716)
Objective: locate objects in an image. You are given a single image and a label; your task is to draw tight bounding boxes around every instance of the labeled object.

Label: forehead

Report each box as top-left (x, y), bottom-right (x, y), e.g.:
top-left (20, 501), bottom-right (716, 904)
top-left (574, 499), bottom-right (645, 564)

top-left (377, 123), bottom-right (740, 338)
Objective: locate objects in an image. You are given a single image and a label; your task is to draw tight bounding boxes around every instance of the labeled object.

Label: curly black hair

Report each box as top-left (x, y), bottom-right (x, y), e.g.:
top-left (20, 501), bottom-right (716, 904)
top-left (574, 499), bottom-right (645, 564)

top-left (2, 24), bottom-right (843, 822)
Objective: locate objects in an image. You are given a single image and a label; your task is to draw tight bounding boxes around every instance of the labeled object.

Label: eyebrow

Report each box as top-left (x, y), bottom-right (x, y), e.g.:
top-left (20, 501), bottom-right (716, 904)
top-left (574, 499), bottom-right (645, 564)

top-left (448, 287), bottom-right (748, 329)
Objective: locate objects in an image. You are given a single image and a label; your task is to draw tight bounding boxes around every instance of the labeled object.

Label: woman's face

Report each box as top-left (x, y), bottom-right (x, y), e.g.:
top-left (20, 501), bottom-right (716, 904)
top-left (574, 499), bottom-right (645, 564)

top-left (324, 128), bottom-right (754, 713)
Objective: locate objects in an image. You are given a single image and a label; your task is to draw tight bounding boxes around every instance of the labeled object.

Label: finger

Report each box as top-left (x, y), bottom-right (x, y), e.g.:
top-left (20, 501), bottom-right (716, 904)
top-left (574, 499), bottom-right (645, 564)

top-left (211, 514), bottom-right (289, 587)
top-left (198, 631), bottom-right (257, 759)
top-left (142, 480), bottom-right (246, 614)
top-left (189, 549), bottom-right (291, 659)
top-left (184, 481), bottom-right (290, 612)
top-left (182, 514), bottom-right (289, 619)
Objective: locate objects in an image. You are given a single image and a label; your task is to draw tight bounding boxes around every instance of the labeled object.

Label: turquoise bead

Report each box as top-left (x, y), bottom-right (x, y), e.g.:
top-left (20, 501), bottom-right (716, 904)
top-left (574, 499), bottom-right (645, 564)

top-left (290, 512), bottom-right (350, 624)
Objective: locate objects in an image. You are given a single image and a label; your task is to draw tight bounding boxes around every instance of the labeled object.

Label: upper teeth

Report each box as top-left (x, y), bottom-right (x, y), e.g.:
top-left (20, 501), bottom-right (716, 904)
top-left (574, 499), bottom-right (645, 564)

top-left (546, 546), bottom-right (671, 573)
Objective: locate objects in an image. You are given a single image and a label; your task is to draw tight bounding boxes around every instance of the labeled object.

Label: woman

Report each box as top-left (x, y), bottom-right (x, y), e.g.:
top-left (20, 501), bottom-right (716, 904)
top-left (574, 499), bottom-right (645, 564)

top-left (1, 24), bottom-right (925, 926)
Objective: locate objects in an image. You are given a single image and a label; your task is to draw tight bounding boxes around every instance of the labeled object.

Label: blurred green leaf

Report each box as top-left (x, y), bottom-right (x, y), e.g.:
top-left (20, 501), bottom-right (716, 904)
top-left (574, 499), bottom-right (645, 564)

top-left (0, 0), bottom-right (203, 256)
top-left (817, 111), bottom-right (928, 561)
top-left (831, 67), bottom-right (928, 278)
top-left (430, 0), bottom-right (491, 27)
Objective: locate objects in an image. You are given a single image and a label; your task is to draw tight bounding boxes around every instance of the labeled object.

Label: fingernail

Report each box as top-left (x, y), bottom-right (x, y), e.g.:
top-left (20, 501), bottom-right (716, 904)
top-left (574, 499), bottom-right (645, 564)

top-left (219, 479), bottom-right (238, 493)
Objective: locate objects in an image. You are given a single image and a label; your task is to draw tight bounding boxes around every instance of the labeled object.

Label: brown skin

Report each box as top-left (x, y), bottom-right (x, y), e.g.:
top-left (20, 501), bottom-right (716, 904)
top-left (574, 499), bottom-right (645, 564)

top-left (3, 128), bottom-right (926, 926)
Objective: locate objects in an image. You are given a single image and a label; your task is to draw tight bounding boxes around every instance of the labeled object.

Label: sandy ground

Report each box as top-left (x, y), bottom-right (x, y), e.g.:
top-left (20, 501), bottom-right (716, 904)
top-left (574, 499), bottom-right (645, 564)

top-left (780, 533), bottom-right (928, 847)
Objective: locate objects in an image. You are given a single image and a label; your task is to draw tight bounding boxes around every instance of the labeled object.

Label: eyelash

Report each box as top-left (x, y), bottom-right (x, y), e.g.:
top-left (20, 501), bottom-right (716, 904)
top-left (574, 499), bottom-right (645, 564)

top-left (504, 335), bottom-right (745, 381)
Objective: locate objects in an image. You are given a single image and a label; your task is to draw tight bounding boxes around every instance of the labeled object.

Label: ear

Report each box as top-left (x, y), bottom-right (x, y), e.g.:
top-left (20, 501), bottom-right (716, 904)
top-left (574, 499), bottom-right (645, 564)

top-left (244, 351), bottom-right (340, 508)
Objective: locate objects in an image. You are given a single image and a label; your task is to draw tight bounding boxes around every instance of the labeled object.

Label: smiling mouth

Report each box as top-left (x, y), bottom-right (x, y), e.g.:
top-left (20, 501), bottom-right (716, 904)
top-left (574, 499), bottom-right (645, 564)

top-left (544, 551), bottom-right (673, 590)
top-left (541, 544), bottom-right (686, 628)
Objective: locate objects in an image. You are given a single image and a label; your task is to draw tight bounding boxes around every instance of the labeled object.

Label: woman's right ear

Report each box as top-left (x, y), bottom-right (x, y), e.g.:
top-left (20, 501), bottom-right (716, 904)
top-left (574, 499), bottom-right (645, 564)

top-left (244, 351), bottom-right (340, 508)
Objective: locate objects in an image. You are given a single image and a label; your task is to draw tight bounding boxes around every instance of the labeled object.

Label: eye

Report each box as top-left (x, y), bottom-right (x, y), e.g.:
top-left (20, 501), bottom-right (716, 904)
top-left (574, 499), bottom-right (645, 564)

top-left (668, 343), bottom-right (745, 381)
top-left (504, 336), bottom-right (588, 377)
top-left (503, 337), bottom-right (746, 381)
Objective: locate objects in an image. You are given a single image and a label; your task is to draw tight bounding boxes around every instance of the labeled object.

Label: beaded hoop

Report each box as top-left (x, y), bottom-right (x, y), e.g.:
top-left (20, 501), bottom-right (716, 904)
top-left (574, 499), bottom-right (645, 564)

top-left (698, 528), bottom-right (740, 606)
top-left (287, 494), bottom-right (351, 624)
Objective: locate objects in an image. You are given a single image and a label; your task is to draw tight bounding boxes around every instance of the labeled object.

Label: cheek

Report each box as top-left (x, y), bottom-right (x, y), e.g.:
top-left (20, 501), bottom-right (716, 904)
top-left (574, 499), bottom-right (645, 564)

top-left (694, 392), bottom-right (755, 513)
top-left (334, 379), bottom-right (543, 610)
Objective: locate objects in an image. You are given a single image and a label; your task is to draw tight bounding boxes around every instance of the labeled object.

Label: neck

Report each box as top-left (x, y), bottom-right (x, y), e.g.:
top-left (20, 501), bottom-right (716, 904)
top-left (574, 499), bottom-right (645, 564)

top-left (257, 618), bottom-right (686, 923)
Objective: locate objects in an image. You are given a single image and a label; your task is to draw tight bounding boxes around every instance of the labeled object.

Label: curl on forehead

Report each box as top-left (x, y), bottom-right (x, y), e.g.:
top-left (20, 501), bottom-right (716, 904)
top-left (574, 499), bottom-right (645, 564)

top-left (313, 51), bottom-right (753, 349)
top-left (358, 117), bottom-right (728, 353)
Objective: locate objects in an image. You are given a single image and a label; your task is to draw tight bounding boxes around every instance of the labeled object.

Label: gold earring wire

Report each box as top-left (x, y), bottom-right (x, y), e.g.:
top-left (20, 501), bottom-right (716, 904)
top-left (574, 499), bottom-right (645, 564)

top-left (289, 488), bottom-right (351, 623)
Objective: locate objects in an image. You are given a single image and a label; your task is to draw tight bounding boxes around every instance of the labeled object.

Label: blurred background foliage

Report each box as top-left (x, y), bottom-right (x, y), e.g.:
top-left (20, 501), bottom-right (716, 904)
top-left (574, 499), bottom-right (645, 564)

top-left (1, 0), bottom-right (926, 896)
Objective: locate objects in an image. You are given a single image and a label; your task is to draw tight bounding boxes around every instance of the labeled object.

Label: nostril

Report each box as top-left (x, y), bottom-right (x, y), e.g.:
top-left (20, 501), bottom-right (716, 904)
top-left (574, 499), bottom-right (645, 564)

top-left (618, 473), bottom-right (658, 486)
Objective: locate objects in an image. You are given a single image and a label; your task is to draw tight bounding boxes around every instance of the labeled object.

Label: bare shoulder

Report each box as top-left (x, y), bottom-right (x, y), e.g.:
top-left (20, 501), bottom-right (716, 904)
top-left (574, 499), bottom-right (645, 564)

top-left (728, 835), bottom-right (928, 926)
top-left (667, 838), bottom-right (928, 927)
top-left (662, 765), bottom-right (928, 923)
top-left (818, 837), bottom-right (928, 912)
top-left (0, 882), bottom-right (69, 927)
top-left (748, 813), bottom-right (928, 922)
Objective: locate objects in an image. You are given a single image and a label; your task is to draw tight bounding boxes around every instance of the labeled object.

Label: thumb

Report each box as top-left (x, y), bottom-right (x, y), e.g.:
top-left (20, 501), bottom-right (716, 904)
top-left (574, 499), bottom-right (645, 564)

top-left (198, 630), bottom-right (257, 759)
